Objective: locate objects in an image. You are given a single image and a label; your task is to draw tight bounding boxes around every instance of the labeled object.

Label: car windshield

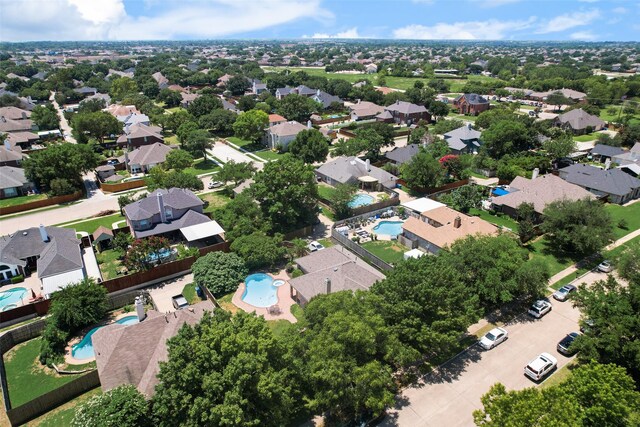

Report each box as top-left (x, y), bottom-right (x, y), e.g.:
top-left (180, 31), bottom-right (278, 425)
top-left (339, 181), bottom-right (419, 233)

top-left (486, 332), bottom-right (496, 340)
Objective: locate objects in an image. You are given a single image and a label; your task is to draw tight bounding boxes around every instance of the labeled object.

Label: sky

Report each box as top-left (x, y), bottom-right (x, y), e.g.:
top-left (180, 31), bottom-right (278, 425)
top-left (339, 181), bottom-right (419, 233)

top-left (1, 0), bottom-right (639, 42)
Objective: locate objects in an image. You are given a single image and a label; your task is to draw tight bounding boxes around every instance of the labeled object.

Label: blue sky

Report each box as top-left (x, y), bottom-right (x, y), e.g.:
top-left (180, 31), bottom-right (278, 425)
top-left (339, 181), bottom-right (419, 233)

top-left (1, 0), bottom-right (639, 42)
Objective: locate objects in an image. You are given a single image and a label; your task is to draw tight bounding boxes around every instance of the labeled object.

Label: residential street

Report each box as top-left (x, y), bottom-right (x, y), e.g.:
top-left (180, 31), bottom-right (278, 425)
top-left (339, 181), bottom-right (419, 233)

top-left (49, 91), bottom-right (76, 143)
top-left (382, 300), bottom-right (581, 427)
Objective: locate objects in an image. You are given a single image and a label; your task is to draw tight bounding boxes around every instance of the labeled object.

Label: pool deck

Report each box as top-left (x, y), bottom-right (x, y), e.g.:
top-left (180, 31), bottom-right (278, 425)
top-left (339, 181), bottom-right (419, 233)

top-left (232, 271), bottom-right (298, 323)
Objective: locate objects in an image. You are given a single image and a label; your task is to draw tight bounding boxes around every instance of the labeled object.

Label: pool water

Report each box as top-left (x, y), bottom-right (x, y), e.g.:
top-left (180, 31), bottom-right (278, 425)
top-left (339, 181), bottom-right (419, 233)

top-left (349, 193), bottom-right (375, 208)
top-left (242, 273), bottom-right (278, 308)
top-left (71, 315), bottom-right (140, 360)
top-left (492, 188), bottom-right (510, 196)
top-left (0, 287), bottom-right (27, 311)
top-left (373, 220), bottom-right (404, 236)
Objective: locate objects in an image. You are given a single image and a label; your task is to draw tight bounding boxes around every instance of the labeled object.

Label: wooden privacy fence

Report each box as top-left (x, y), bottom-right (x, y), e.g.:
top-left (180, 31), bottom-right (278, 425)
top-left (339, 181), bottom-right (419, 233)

top-left (0, 191), bottom-right (83, 216)
top-left (99, 179), bottom-right (146, 193)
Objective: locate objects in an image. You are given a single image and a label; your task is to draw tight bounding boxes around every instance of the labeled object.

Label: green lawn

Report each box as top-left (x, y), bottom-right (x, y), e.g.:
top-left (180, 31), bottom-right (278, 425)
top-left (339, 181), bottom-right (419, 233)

top-left (255, 150), bottom-right (284, 161)
top-left (96, 249), bottom-right (123, 280)
top-left (526, 237), bottom-right (581, 277)
top-left (164, 134), bottom-right (179, 146)
top-left (448, 112), bottom-right (478, 122)
top-left (225, 136), bottom-right (265, 152)
top-left (58, 213), bottom-right (124, 235)
top-left (166, 106), bottom-right (186, 114)
top-left (599, 104), bottom-right (640, 124)
top-left (183, 158), bottom-right (220, 176)
top-left (320, 206), bottom-right (335, 221)
top-left (0, 193), bottom-right (47, 208)
top-left (26, 388), bottom-right (102, 427)
top-left (200, 191), bottom-right (231, 214)
top-left (573, 133), bottom-right (598, 142)
top-left (361, 240), bottom-right (407, 265)
top-left (4, 338), bottom-right (95, 407)
top-left (216, 291), bottom-right (239, 313)
top-left (182, 282), bottom-right (201, 305)
top-left (317, 238), bottom-right (334, 248)
top-left (605, 203), bottom-right (640, 239)
top-left (317, 185), bottom-right (337, 201)
top-left (541, 360), bottom-right (577, 389)
top-left (468, 208), bottom-right (519, 231)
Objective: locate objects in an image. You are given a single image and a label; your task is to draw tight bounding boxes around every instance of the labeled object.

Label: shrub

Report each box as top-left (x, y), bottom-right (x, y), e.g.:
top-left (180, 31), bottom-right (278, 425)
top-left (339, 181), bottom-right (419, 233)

top-left (10, 275), bottom-right (24, 284)
top-left (72, 385), bottom-right (151, 427)
top-left (618, 218), bottom-right (628, 230)
top-left (192, 251), bottom-right (248, 297)
top-left (39, 323), bottom-right (68, 366)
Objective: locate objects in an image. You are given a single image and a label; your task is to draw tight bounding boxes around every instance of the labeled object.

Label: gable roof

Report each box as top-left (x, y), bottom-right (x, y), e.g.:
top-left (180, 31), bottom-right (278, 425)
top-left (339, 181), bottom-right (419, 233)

top-left (268, 113), bottom-right (287, 124)
top-left (591, 144), bottom-right (625, 158)
top-left (385, 144), bottom-right (420, 165)
top-left (268, 121), bottom-right (307, 137)
top-left (0, 107), bottom-right (31, 121)
top-left (0, 145), bottom-right (24, 164)
top-left (127, 143), bottom-right (173, 166)
top-left (349, 101), bottom-right (384, 118)
top-left (316, 156), bottom-right (397, 189)
top-left (313, 91), bottom-right (342, 108)
top-left (556, 109), bottom-right (605, 131)
top-left (0, 116), bottom-right (33, 132)
top-left (117, 123), bottom-right (163, 143)
top-left (124, 188), bottom-right (204, 221)
top-left (443, 124), bottom-right (482, 151)
top-left (0, 166), bottom-right (29, 189)
top-left (457, 93), bottom-right (489, 105)
top-left (560, 163), bottom-right (640, 196)
top-left (385, 100), bottom-right (428, 115)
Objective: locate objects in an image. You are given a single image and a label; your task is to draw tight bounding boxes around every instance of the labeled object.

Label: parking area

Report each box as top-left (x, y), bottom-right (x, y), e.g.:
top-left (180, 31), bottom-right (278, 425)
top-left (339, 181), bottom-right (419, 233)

top-left (147, 273), bottom-right (193, 313)
top-left (383, 298), bottom-right (581, 427)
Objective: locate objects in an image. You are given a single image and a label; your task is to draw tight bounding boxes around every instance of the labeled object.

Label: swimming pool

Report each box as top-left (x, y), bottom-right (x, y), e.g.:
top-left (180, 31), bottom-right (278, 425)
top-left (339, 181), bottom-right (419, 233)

top-left (492, 188), bottom-right (510, 196)
top-left (242, 273), bottom-right (278, 308)
top-left (71, 315), bottom-right (140, 360)
top-left (373, 220), bottom-right (404, 237)
top-left (0, 287), bottom-right (27, 311)
top-left (349, 193), bottom-right (375, 208)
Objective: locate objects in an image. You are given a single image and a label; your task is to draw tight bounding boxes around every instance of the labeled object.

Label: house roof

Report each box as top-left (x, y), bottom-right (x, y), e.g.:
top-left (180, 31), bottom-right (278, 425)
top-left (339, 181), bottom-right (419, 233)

top-left (117, 123), bottom-right (163, 143)
top-left (294, 85), bottom-right (316, 96)
top-left (181, 93), bottom-right (200, 103)
top-left (556, 109), bottom-right (605, 131)
top-left (492, 174), bottom-right (594, 214)
top-left (401, 197), bottom-right (445, 213)
top-left (133, 209), bottom-right (212, 239)
top-left (0, 116), bottom-right (33, 132)
top-left (560, 163), bottom-right (640, 197)
top-left (124, 188), bottom-right (204, 222)
top-left (443, 124), bottom-right (482, 151)
top-left (268, 114), bottom-right (287, 124)
top-left (0, 144), bottom-right (24, 163)
top-left (402, 207), bottom-right (498, 249)
top-left (313, 91), bottom-right (342, 108)
top-left (316, 156), bottom-right (397, 189)
top-left (376, 110), bottom-right (393, 120)
top-left (0, 107), bottom-right (31, 121)
top-left (385, 144), bottom-right (420, 164)
top-left (385, 100), bottom-right (427, 115)
top-left (349, 101), bottom-right (384, 118)
top-left (268, 121), bottom-right (307, 137)
top-left (221, 98), bottom-right (238, 112)
top-left (152, 72), bottom-right (169, 86)
top-left (92, 226), bottom-right (114, 242)
top-left (457, 93), bottom-right (489, 105)
top-left (591, 144), bottom-right (625, 158)
top-left (105, 104), bottom-right (139, 117)
top-left (127, 143), bottom-right (173, 166)
top-left (0, 166), bottom-right (29, 189)
top-left (92, 301), bottom-right (215, 397)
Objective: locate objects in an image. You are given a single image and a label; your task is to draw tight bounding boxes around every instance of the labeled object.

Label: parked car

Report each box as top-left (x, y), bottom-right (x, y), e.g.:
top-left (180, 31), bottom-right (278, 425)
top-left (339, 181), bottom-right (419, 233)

top-left (524, 352), bottom-right (557, 382)
top-left (597, 260), bottom-right (613, 273)
top-left (308, 241), bottom-right (325, 252)
top-left (171, 294), bottom-right (189, 310)
top-left (106, 159), bottom-right (119, 165)
top-left (553, 284), bottom-right (577, 302)
top-left (528, 300), bottom-right (552, 318)
top-left (479, 327), bottom-right (508, 350)
top-left (580, 318), bottom-right (595, 333)
top-left (557, 332), bottom-right (580, 356)
top-left (208, 180), bottom-right (223, 189)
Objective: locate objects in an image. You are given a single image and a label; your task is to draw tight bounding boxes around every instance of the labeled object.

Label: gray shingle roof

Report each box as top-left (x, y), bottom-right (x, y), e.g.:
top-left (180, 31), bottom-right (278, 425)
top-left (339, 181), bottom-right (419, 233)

top-left (127, 143), bottom-right (173, 166)
top-left (457, 93), bottom-right (489, 105)
top-left (316, 156), bottom-right (397, 189)
top-left (313, 91), bottom-right (342, 109)
top-left (0, 166), bottom-right (29, 189)
top-left (591, 144), bottom-right (625, 158)
top-left (268, 121), bottom-right (307, 137)
top-left (385, 100), bottom-right (428, 115)
top-left (385, 144), bottom-right (420, 165)
top-left (132, 209), bottom-right (212, 239)
top-left (556, 109), bottom-right (605, 131)
top-left (560, 164), bottom-right (640, 196)
top-left (443, 125), bottom-right (482, 151)
top-left (124, 188), bottom-right (204, 221)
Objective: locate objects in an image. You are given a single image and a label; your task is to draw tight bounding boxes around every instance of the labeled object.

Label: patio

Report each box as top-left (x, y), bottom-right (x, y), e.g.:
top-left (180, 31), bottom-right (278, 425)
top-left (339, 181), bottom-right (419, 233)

top-left (231, 270), bottom-right (298, 323)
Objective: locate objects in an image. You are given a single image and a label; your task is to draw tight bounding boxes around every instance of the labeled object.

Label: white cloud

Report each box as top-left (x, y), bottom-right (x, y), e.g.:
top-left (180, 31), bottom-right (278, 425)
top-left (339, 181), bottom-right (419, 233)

top-left (570, 30), bottom-right (598, 40)
top-left (393, 17), bottom-right (536, 40)
top-left (0, 0), bottom-right (331, 41)
top-left (470, 0), bottom-right (522, 8)
top-left (535, 9), bottom-right (600, 34)
top-left (305, 28), bottom-right (365, 39)
top-left (612, 7), bottom-right (628, 14)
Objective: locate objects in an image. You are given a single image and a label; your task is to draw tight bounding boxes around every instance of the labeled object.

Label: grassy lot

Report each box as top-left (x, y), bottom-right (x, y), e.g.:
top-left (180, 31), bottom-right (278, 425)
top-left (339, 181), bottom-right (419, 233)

top-left (200, 191), bottom-right (231, 214)
top-left (573, 133), bottom-right (598, 142)
top-left (4, 338), bottom-right (95, 407)
top-left (96, 248), bottom-right (123, 280)
top-left (263, 66), bottom-right (371, 84)
top-left (164, 133), bottom-right (179, 146)
top-left (267, 320), bottom-right (294, 337)
top-left (361, 240), bottom-right (407, 265)
top-left (182, 282), bottom-right (202, 305)
top-left (526, 237), bottom-right (580, 277)
top-left (599, 104), bottom-right (640, 124)
top-left (226, 136), bottom-right (265, 152)
top-left (255, 150), bottom-right (284, 161)
top-left (317, 185), bottom-right (337, 201)
top-left (183, 158), bottom-right (220, 176)
top-left (605, 202), bottom-right (640, 239)
top-left (166, 106), bottom-right (186, 114)
top-left (447, 112), bottom-right (478, 122)
top-left (217, 291), bottom-right (239, 313)
top-left (0, 193), bottom-right (47, 208)
top-left (468, 208), bottom-right (519, 231)
top-left (317, 238), bottom-right (334, 248)
top-left (59, 213), bottom-right (124, 235)
top-left (26, 388), bottom-right (102, 427)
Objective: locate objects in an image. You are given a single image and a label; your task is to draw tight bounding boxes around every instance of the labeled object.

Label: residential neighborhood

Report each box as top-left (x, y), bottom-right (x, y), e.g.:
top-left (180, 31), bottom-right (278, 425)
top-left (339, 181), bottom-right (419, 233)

top-left (0, 3), bottom-right (639, 426)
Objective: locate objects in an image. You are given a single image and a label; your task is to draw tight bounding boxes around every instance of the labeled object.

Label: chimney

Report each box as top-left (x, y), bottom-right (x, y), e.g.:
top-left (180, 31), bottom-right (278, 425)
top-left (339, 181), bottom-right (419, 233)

top-left (453, 216), bottom-right (462, 229)
top-left (325, 278), bottom-right (331, 294)
top-left (157, 192), bottom-right (167, 223)
top-left (531, 168), bottom-right (539, 180)
top-left (604, 158), bottom-right (611, 170)
top-left (365, 158), bottom-right (371, 171)
top-left (135, 296), bottom-right (146, 321)
top-left (307, 120), bottom-right (312, 129)
top-left (39, 224), bottom-right (49, 242)
top-left (467, 123), bottom-right (472, 130)
top-left (4, 139), bottom-right (10, 150)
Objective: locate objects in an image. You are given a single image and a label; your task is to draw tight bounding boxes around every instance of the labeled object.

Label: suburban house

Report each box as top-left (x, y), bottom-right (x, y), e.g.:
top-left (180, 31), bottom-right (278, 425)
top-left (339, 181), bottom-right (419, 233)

top-left (490, 174), bottom-right (594, 218)
top-left (590, 144), bottom-right (625, 163)
top-left (0, 106), bottom-right (31, 121)
top-left (73, 86), bottom-right (98, 97)
top-left (376, 100), bottom-right (430, 125)
top-left (250, 79), bottom-right (268, 95)
top-left (365, 63), bottom-right (378, 74)
top-left (554, 109), bottom-right (605, 135)
top-left (385, 144), bottom-right (420, 166)
top-left (221, 98), bottom-right (239, 113)
top-left (264, 120), bottom-right (308, 150)
top-left (268, 114), bottom-right (287, 127)
top-left (180, 92), bottom-right (200, 109)
top-left (6, 130), bottom-right (39, 149)
top-left (316, 156), bottom-right (397, 190)
top-left (106, 104), bottom-right (139, 118)
top-left (0, 225), bottom-right (87, 296)
top-left (126, 142), bottom-right (174, 174)
top-left (95, 165), bottom-right (116, 182)
top-left (0, 166), bottom-right (33, 199)
top-left (529, 88), bottom-right (587, 102)
top-left (275, 86), bottom-right (294, 100)
top-left (453, 93), bottom-right (490, 115)
top-left (0, 141), bottom-right (25, 166)
top-left (0, 116), bottom-right (36, 134)
top-left (610, 142), bottom-right (640, 167)
top-left (443, 124), bottom-right (483, 154)
top-left (311, 90), bottom-right (343, 109)
top-left (401, 197), bottom-right (446, 217)
top-left (349, 101), bottom-right (384, 121)
top-left (216, 74), bottom-right (233, 88)
top-left (288, 246), bottom-right (385, 306)
top-left (402, 206), bottom-right (498, 254)
top-left (93, 300), bottom-right (215, 397)
top-left (292, 85), bottom-right (317, 97)
top-left (119, 113), bottom-right (151, 133)
top-left (123, 188), bottom-right (225, 244)
top-left (152, 72), bottom-right (169, 89)
top-left (558, 163), bottom-right (640, 204)
top-left (92, 226), bottom-right (114, 252)
top-left (116, 123), bottom-right (164, 148)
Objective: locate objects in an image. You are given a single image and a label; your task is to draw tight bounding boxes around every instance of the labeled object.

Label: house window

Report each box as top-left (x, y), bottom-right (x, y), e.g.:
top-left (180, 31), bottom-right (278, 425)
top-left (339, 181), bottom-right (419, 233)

top-left (4, 187), bottom-right (17, 197)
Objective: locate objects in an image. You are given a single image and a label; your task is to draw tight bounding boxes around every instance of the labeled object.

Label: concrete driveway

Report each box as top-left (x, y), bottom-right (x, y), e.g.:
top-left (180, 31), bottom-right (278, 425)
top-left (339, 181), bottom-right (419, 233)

top-left (208, 141), bottom-right (264, 170)
top-left (148, 273), bottom-right (193, 313)
top-left (383, 299), bottom-right (581, 427)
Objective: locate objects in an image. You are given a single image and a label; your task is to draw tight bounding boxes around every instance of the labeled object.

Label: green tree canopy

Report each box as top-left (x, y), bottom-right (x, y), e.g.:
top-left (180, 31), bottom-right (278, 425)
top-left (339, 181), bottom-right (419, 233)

top-left (216, 160), bottom-right (256, 187)
top-left (184, 129), bottom-right (213, 160)
top-left (438, 184), bottom-right (485, 213)
top-left (163, 149), bottom-right (194, 171)
top-left (276, 94), bottom-right (320, 122)
top-left (110, 77), bottom-right (139, 101)
top-left (288, 128), bottom-right (329, 164)
top-left (198, 108), bottom-right (237, 134)
top-left (400, 149), bottom-right (445, 189)
top-left (329, 183), bottom-right (357, 220)
top-left (230, 232), bottom-right (287, 270)
top-left (72, 111), bottom-right (121, 143)
top-left (186, 94), bottom-right (223, 118)
top-left (543, 132), bottom-right (576, 160)
top-left (30, 104), bottom-right (59, 130)
top-left (232, 109), bottom-right (269, 142)
top-left (213, 192), bottom-right (270, 241)
top-left (145, 168), bottom-right (203, 192)
top-left (72, 385), bottom-right (151, 427)
top-left (482, 120), bottom-right (535, 159)
top-left (23, 143), bottom-right (99, 191)
top-left (192, 251), bottom-right (248, 297)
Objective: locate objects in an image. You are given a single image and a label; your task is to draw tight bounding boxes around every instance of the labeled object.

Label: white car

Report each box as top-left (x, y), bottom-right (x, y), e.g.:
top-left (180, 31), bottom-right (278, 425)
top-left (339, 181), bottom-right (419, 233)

top-left (528, 300), bottom-right (552, 318)
top-left (524, 352), bottom-right (557, 382)
top-left (597, 260), bottom-right (613, 273)
top-left (308, 241), bottom-right (325, 252)
top-left (479, 327), bottom-right (508, 350)
top-left (208, 181), bottom-right (223, 189)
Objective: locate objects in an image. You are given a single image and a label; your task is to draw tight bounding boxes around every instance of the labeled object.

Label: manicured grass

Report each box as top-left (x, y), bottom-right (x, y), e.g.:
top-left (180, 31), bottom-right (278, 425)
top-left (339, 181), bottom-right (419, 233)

top-left (254, 150), bottom-right (284, 161)
top-left (96, 248), bottom-right (123, 280)
top-left (573, 133), bottom-right (598, 142)
top-left (164, 134), bottom-right (179, 145)
top-left (263, 66), bottom-right (371, 84)
top-left (182, 282), bottom-right (201, 305)
top-left (26, 387), bottom-right (102, 427)
top-left (166, 106), bottom-right (185, 114)
top-left (448, 112), bottom-right (478, 122)
top-left (4, 338), bottom-right (94, 407)
top-left (541, 360), bottom-right (577, 389)
top-left (468, 208), bottom-right (519, 231)
top-left (200, 191), bottom-right (231, 214)
top-left (58, 213), bottom-right (124, 235)
top-left (599, 104), bottom-right (640, 124)
top-left (317, 238), bottom-right (334, 248)
top-left (183, 158), bottom-right (220, 176)
top-left (226, 136), bottom-right (265, 152)
top-left (317, 185), bottom-right (337, 201)
top-left (267, 320), bottom-right (294, 337)
top-left (605, 202), bottom-right (640, 239)
top-left (526, 237), bottom-right (580, 277)
top-left (361, 240), bottom-right (407, 265)
top-left (0, 193), bottom-right (47, 208)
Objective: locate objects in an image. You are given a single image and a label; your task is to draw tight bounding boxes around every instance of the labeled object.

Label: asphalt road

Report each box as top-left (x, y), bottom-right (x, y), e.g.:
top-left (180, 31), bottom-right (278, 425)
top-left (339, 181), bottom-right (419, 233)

top-left (382, 298), bottom-right (581, 427)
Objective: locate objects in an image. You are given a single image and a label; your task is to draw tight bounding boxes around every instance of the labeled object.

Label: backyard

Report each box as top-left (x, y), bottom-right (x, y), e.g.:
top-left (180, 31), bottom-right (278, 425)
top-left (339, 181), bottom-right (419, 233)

top-left (361, 240), bottom-right (407, 265)
top-left (96, 248), bottom-right (123, 280)
top-left (468, 208), bottom-right (519, 231)
top-left (25, 388), bottom-right (102, 427)
top-left (0, 193), bottom-right (47, 208)
top-left (183, 157), bottom-right (221, 176)
top-left (199, 191), bottom-right (231, 214)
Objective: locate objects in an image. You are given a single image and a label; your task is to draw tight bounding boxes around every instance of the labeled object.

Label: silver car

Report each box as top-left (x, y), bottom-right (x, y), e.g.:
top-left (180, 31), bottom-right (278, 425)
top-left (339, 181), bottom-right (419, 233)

top-left (553, 284), bottom-right (577, 302)
top-left (597, 260), bottom-right (613, 273)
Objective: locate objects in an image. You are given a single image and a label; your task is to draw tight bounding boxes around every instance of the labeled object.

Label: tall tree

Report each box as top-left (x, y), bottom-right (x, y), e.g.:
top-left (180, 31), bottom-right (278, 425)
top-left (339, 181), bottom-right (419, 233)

top-left (191, 251), bottom-right (248, 297)
top-left (213, 192), bottom-right (270, 241)
top-left (400, 149), bottom-right (445, 189)
top-left (230, 232), bottom-right (287, 270)
top-left (163, 149), bottom-right (194, 171)
top-left (288, 128), bottom-right (329, 163)
top-left (184, 129), bottom-right (213, 160)
top-left (276, 94), bottom-right (320, 122)
top-left (109, 77), bottom-right (139, 101)
top-left (30, 104), bottom-right (59, 130)
top-left (23, 143), bottom-right (99, 190)
top-left (543, 133), bottom-right (576, 160)
top-left (198, 109), bottom-right (237, 134)
top-left (329, 183), bottom-right (358, 220)
top-left (216, 160), bottom-right (256, 187)
top-left (186, 94), bottom-right (223, 118)
top-left (232, 109), bottom-right (269, 142)
top-left (482, 120), bottom-right (534, 159)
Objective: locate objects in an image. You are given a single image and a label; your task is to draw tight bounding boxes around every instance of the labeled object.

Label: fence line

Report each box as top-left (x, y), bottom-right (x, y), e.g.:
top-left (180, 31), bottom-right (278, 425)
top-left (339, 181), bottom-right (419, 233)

top-left (331, 229), bottom-right (393, 272)
top-left (0, 191), bottom-right (83, 216)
